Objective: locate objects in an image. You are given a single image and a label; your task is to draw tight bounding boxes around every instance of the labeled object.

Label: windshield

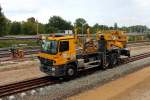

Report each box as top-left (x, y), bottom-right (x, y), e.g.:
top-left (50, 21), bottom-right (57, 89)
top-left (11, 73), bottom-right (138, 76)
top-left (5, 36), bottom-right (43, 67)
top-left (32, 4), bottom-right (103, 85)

top-left (41, 40), bottom-right (58, 54)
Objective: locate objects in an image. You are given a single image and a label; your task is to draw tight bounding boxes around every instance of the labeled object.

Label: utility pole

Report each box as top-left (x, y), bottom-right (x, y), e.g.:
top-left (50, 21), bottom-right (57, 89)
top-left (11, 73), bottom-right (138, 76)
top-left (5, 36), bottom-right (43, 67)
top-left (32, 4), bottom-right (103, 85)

top-left (81, 23), bottom-right (86, 45)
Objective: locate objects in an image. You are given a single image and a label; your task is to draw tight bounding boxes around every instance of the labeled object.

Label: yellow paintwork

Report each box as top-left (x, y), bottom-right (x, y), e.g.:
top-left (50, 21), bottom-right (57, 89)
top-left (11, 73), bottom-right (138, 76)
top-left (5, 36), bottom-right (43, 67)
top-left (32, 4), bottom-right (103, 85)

top-left (38, 35), bottom-right (76, 66)
top-left (47, 35), bottom-right (74, 40)
top-left (38, 30), bottom-right (128, 67)
top-left (96, 30), bottom-right (127, 49)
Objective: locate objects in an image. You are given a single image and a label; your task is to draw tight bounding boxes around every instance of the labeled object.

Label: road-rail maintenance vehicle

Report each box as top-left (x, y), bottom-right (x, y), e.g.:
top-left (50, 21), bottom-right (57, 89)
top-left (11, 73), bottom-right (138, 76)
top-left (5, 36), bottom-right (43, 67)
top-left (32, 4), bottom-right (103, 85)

top-left (37, 29), bottom-right (130, 78)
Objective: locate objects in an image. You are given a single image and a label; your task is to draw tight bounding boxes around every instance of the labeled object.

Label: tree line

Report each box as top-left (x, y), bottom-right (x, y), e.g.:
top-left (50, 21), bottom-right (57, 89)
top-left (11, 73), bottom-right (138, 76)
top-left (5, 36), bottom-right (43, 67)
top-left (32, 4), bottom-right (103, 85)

top-left (0, 5), bottom-right (150, 36)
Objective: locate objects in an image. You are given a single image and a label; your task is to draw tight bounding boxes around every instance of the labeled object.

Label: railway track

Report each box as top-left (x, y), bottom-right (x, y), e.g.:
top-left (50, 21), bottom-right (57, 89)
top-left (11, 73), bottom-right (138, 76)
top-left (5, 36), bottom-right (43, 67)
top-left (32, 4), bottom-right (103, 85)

top-left (0, 41), bottom-right (150, 61)
top-left (0, 52), bottom-right (150, 98)
top-left (0, 77), bottom-right (59, 97)
top-left (127, 41), bottom-right (150, 47)
top-left (122, 52), bottom-right (150, 63)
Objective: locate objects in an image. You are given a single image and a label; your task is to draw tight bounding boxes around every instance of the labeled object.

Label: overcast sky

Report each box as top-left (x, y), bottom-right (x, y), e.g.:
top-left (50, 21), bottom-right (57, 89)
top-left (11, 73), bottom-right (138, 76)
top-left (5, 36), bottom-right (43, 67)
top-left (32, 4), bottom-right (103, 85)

top-left (1, 0), bottom-right (150, 27)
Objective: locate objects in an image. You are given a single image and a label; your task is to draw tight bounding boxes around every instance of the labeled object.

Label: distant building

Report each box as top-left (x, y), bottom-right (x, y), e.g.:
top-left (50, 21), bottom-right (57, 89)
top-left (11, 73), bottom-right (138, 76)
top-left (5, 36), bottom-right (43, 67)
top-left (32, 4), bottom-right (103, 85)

top-left (126, 32), bottom-right (146, 36)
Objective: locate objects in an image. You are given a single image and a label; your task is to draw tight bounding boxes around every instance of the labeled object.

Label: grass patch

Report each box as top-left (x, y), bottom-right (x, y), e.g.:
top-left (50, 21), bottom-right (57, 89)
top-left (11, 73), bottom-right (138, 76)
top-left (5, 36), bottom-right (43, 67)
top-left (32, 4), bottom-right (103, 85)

top-left (0, 39), bottom-right (38, 48)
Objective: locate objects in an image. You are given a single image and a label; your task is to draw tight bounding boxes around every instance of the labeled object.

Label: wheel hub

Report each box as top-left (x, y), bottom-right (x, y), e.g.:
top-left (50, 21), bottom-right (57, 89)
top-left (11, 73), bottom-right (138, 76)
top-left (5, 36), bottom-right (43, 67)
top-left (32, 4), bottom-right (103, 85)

top-left (67, 68), bottom-right (74, 76)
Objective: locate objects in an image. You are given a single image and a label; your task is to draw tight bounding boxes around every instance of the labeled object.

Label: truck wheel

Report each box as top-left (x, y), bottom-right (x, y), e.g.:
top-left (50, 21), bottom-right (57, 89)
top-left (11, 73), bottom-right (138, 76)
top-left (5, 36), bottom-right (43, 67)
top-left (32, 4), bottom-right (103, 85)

top-left (101, 57), bottom-right (110, 70)
top-left (127, 51), bottom-right (130, 57)
top-left (101, 62), bottom-right (109, 70)
top-left (65, 65), bottom-right (77, 79)
top-left (110, 53), bottom-right (118, 67)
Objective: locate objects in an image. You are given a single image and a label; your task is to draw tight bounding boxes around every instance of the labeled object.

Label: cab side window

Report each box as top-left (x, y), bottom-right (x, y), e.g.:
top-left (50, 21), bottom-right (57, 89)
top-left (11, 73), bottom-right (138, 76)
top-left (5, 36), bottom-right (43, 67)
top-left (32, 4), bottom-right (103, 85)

top-left (59, 41), bottom-right (69, 52)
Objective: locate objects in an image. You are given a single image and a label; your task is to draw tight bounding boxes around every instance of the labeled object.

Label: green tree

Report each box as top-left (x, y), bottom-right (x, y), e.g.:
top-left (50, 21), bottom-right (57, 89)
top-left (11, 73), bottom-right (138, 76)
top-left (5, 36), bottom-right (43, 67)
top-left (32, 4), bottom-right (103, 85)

top-left (92, 23), bottom-right (109, 33)
top-left (21, 21), bottom-right (36, 35)
top-left (0, 5), bottom-right (7, 36)
top-left (74, 18), bottom-right (89, 34)
top-left (120, 26), bottom-right (129, 32)
top-left (5, 19), bottom-right (11, 35)
top-left (46, 16), bottom-right (73, 33)
top-left (92, 23), bottom-right (99, 33)
top-left (38, 23), bottom-right (45, 34)
top-left (99, 25), bottom-right (109, 30)
top-left (10, 21), bottom-right (21, 35)
top-left (114, 22), bottom-right (118, 30)
top-left (27, 17), bottom-right (36, 23)
top-left (21, 17), bottom-right (39, 35)
top-left (74, 18), bottom-right (87, 27)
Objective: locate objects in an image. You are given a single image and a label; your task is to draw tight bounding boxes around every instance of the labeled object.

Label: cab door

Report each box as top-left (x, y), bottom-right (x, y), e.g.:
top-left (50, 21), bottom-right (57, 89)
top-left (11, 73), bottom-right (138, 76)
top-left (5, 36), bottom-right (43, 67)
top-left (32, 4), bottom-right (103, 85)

top-left (58, 40), bottom-right (70, 65)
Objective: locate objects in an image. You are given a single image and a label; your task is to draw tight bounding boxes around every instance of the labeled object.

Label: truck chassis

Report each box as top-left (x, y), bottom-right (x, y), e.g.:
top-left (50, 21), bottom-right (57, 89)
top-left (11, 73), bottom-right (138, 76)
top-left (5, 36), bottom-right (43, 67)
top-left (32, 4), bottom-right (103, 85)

top-left (39, 48), bottom-right (130, 78)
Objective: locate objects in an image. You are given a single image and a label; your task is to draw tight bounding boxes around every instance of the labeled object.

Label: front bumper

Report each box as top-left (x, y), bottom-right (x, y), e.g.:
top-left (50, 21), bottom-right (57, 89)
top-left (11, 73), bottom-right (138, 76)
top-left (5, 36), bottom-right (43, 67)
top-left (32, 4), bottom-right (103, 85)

top-left (40, 64), bottom-right (66, 77)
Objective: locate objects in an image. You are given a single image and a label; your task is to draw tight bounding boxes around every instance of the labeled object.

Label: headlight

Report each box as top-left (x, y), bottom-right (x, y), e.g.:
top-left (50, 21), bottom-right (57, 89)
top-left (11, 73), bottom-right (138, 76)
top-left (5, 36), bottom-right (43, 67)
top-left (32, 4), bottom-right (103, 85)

top-left (52, 68), bottom-right (55, 71)
top-left (125, 48), bottom-right (129, 50)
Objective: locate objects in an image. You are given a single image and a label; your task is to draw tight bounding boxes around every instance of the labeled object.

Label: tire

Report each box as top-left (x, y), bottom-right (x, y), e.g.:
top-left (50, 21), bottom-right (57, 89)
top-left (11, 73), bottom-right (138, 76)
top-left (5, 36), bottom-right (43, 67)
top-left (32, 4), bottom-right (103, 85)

top-left (101, 56), bottom-right (110, 70)
top-left (110, 53), bottom-right (118, 68)
top-left (65, 65), bottom-right (77, 79)
top-left (127, 51), bottom-right (130, 57)
top-left (101, 62), bottom-right (109, 70)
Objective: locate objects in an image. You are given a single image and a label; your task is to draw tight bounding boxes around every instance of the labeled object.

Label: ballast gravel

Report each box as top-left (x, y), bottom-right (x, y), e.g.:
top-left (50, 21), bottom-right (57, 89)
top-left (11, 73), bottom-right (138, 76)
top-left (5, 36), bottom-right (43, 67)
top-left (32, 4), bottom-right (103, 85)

top-left (23, 57), bottom-right (150, 100)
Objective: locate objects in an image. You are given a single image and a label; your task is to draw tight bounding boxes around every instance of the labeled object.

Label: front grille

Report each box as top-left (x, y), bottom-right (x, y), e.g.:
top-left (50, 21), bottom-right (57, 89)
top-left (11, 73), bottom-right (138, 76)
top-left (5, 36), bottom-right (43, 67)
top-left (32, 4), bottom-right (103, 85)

top-left (42, 65), bottom-right (52, 72)
top-left (38, 57), bottom-right (53, 66)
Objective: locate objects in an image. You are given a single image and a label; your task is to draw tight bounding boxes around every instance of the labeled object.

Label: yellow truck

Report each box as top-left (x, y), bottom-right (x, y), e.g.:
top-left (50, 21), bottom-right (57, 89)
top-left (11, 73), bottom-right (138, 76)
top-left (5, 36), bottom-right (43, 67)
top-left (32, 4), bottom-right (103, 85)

top-left (37, 30), bottom-right (130, 78)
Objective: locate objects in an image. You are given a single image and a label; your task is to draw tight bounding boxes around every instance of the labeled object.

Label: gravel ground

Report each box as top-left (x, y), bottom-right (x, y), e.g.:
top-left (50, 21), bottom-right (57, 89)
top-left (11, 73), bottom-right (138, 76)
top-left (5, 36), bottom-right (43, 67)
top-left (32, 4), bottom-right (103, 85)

top-left (130, 45), bottom-right (150, 56)
top-left (0, 60), bottom-right (39, 72)
top-left (20, 57), bottom-right (150, 100)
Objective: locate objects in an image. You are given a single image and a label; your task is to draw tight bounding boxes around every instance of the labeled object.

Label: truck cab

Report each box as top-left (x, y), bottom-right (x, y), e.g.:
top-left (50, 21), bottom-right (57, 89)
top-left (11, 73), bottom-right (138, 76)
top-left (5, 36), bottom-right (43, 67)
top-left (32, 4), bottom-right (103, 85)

top-left (38, 35), bottom-right (77, 77)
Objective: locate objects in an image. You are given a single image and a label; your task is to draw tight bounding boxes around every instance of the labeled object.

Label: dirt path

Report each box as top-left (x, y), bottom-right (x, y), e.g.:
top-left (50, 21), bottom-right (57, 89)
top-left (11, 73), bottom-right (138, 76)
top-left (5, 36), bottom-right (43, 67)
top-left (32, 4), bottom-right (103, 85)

top-left (0, 66), bottom-right (46, 86)
top-left (111, 76), bottom-right (150, 100)
top-left (0, 61), bottom-right (46, 86)
top-left (69, 66), bottom-right (150, 100)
